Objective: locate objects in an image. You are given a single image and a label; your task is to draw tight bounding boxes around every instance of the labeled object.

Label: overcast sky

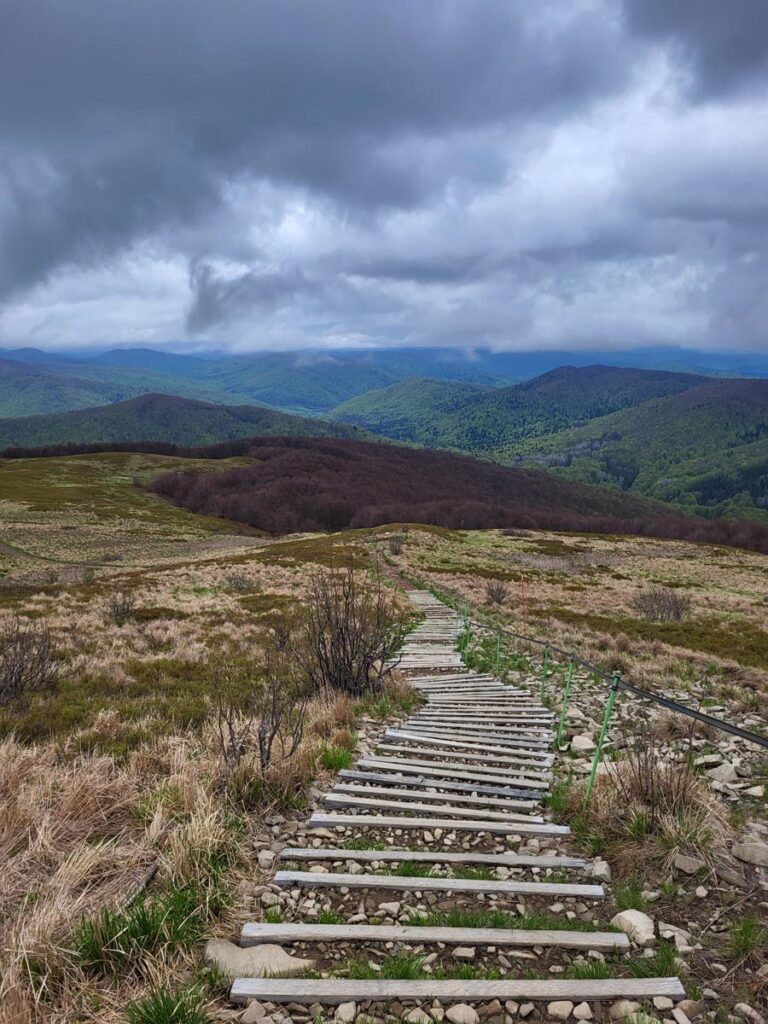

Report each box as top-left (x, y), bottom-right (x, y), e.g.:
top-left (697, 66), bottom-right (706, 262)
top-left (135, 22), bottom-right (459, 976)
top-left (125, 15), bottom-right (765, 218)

top-left (1, 0), bottom-right (767, 353)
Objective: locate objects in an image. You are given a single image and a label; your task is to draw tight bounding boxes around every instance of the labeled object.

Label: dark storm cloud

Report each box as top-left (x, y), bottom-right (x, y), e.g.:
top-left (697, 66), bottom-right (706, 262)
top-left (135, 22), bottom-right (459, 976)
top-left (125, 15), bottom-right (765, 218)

top-left (0, 0), bottom-right (767, 350)
top-left (622, 0), bottom-right (768, 96)
top-left (0, 0), bottom-right (629, 301)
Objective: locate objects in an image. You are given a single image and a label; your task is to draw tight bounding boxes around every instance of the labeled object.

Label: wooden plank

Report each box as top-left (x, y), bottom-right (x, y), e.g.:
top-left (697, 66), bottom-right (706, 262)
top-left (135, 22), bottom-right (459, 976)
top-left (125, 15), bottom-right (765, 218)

top-left (376, 745), bottom-right (553, 774)
top-left (386, 730), bottom-right (554, 759)
top-left (391, 729), bottom-right (552, 761)
top-left (338, 769), bottom-right (540, 802)
top-left (309, 812), bottom-right (568, 837)
top-left (332, 783), bottom-right (538, 812)
top-left (230, 978), bottom-right (686, 1005)
top-left (273, 870), bottom-right (603, 898)
top-left (402, 726), bottom-right (552, 749)
top-left (357, 756), bottom-right (549, 789)
top-left (279, 847), bottom-right (586, 868)
top-left (321, 792), bottom-right (544, 823)
top-left (240, 921), bottom-right (629, 951)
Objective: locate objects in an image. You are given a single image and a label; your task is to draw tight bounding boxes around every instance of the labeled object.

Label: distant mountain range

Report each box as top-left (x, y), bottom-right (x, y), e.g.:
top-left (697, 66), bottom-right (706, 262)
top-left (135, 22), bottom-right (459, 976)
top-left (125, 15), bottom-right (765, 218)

top-left (2, 347), bottom-right (767, 524)
top-left (0, 394), bottom-right (375, 452)
top-left (2, 344), bottom-right (768, 418)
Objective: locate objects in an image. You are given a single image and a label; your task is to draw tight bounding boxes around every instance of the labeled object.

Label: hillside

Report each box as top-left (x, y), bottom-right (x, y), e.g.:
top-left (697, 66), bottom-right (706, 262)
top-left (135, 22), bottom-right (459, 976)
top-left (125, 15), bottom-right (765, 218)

top-left (330, 365), bottom-right (707, 448)
top-left (329, 377), bottom-right (484, 442)
top-left (0, 393), bottom-right (376, 451)
top-left (149, 434), bottom-right (768, 551)
top-left (507, 378), bottom-right (768, 521)
top-left (0, 358), bottom-right (139, 417)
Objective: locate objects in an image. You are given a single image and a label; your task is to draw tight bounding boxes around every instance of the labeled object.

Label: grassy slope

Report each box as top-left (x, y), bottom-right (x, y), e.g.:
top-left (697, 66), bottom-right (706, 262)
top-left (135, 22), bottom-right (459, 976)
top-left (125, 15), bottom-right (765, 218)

top-left (505, 378), bottom-right (768, 521)
top-left (0, 393), bottom-right (378, 450)
top-left (330, 365), bottom-right (706, 448)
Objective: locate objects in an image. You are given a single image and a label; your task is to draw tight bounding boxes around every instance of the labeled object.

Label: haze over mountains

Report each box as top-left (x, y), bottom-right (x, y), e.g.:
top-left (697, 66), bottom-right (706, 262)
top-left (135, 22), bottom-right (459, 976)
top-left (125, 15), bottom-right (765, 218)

top-left (1, 346), bottom-right (768, 525)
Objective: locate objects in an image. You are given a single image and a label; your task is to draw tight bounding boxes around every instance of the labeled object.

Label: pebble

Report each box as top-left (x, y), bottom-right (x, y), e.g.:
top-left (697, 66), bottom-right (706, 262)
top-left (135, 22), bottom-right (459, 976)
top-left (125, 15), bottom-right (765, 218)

top-left (573, 1004), bottom-right (593, 1021)
top-left (445, 1006), bottom-right (479, 1024)
top-left (547, 1002), bottom-right (574, 1020)
top-left (335, 1003), bottom-right (357, 1024)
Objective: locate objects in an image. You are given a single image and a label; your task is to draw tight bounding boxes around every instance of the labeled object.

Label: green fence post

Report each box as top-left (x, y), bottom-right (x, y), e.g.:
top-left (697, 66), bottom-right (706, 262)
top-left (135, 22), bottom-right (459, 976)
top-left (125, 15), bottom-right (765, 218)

top-left (555, 654), bottom-right (576, 747)
top-left (540, 642), bottom-right (550, 701)
top-left (583, 671), bottom-right (621, 810)
top-left (495, 627), bottom-right (501, 675)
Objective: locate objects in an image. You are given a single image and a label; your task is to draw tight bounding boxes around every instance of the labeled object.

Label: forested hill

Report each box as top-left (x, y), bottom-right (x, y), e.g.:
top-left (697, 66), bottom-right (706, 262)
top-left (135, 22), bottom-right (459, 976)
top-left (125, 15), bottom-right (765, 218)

top-left (0, 394), bottom-right (376, 452)
top-left (148, 434), bottom-right (768, 553)
top-left (329, 365), bottom-right (707, 448)
top-left (508, 378), bottom-right (768, 521)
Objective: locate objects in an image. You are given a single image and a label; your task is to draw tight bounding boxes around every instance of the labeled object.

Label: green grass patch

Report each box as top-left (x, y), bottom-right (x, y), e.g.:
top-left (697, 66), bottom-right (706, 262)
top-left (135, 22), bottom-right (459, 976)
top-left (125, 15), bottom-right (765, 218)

top-left (321, 746), bottom-right (354, 771)
top-left (126, 986), bottom-right (209, 1024)
top-left (403, 908), bottom-right (611, 933)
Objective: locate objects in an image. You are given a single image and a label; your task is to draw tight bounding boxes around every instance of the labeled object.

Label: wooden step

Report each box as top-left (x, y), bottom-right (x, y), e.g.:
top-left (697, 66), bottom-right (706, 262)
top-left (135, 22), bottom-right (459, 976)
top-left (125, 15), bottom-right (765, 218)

top-left (387, 730), bottom-right (554, 759)
top-left (339, 769), bottom-right (541, 802)
top-left (279, 847), bottom-right (585, 869)
top-left (321, 792), bottom-right (543, 823)
top-left (240, 921), bottom-right (629, 951)
top-left (357, 756), bottom-right (550, 789)
top-left (230, 977), bottom-right (686, 1006)
top-left (273, 870), bottom-right (603, 898)
top-left (391, 729), bottom-right (552, 753)
top-left (332, 783), bottom-right (538, 813)
top-left (309, 812), bottom-right (567, 837)
top-left (402, 726), bottom-right (552, 749)
top-left (376, 745), bottom-right (553, 775)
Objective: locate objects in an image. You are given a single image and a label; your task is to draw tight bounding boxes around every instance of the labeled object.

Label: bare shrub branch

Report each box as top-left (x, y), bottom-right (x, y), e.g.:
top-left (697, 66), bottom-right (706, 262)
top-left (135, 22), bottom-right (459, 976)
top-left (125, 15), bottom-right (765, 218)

top-left (294, 565), bottom-right (408, 698)
top-left (107, 591), bottom-right (136, 627)
top-left (631, 585), bottom-right (691, 622)
top-left (0, 616), bottom-right (61, 706)
top-left (485, 579), bottom-right (508, 605)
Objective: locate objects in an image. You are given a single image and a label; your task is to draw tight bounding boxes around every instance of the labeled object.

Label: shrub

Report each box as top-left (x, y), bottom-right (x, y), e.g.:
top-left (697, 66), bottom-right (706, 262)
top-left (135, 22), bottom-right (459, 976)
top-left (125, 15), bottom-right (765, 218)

top-left (485, 579), bottom-right (508, 605)
top-left (108, 591), bottom-right (136, 627)
top-left (225, 571), bottom-right (255, 593)
top-left (388, 535), bottom-right (404, 555)
top-left (631, 585), bottom-right (691, 622)
top-left (0, 616), bottom-right (60, 706)
top-left (293, 565), bottom-right (408, 697)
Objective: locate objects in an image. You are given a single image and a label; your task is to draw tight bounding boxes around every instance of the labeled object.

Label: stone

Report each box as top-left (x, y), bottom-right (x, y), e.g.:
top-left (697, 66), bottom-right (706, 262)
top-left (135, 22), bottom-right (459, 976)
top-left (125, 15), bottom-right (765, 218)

top-left (336, 1003), bottom-right (357, 1024)
top-left (518, 1006), bottom-right (534, 1020)
top-left (653, 998), bottom-right (674, 1011)
top-left (695, 886), bottom-right (708, 898)
top-left (610, 909), bottom-right (655, 946)
top-left (707, 762), bottom-right (739, 784)
top-left (744, 785), bottom-right (764, 798)
top-left (453, 947), bottom-right (476, 961)
top-left (379, 901), bottom-right (401, 916)
top-left (673, 854), bottom-right (705, 875)
top-left (261, 891), bottom-right (280, 907)
top-left (677, 999), bottom-right (706, 1018)
top-left (405, 1010), bottom-right (433, 1024)
top-left (693, 753), bottom-right (722, 768)
top-left (732, 842), bottom-right (768, 867)
top-left (590, 859), bottom-right (611, 882)
top-left (609, 1002), bottom-right (640, 1022)
top-left (573, 1005), bottom-right (593, 1021)
top-left (204, 940), bottom-right (314, 980)
top-left (734, 1005), bottom-right (766, 1024)
top-left (446, 1006), bottom-right (479, 1024)
top-left (571, 735), bottom-right (596, 753)
top-left (257, 849), bottom-right (276, 870)
top-left (242, 1003), bottom-right (268, 1024)
top-left (547, 1002), bottom-right (574, 1020)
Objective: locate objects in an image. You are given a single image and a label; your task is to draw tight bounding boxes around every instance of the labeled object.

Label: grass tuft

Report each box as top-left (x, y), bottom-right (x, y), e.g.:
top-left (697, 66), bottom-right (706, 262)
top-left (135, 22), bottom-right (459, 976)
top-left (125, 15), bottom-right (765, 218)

top-left (126, 986), bottom-right (210, 1024)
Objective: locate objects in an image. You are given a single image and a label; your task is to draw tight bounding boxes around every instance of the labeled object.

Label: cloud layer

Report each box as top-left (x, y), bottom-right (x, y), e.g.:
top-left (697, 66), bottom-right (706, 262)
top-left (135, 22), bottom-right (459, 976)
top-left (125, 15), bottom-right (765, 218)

top-left (1, 0), bottom-right (767, 351)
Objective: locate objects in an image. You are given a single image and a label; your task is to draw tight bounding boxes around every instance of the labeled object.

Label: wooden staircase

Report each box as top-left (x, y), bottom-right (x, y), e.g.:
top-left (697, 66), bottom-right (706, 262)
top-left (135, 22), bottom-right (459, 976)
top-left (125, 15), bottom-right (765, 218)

top-left (229, 590), bottom-right (686, 1014)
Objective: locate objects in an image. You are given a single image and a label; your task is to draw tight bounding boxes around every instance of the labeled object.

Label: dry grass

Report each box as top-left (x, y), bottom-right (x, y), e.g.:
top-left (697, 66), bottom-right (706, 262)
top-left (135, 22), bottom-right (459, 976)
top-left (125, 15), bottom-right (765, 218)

top-left (0, 682), bottom-right (350, 1023)
top-left (572, 731), bottom-right (732, 877)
